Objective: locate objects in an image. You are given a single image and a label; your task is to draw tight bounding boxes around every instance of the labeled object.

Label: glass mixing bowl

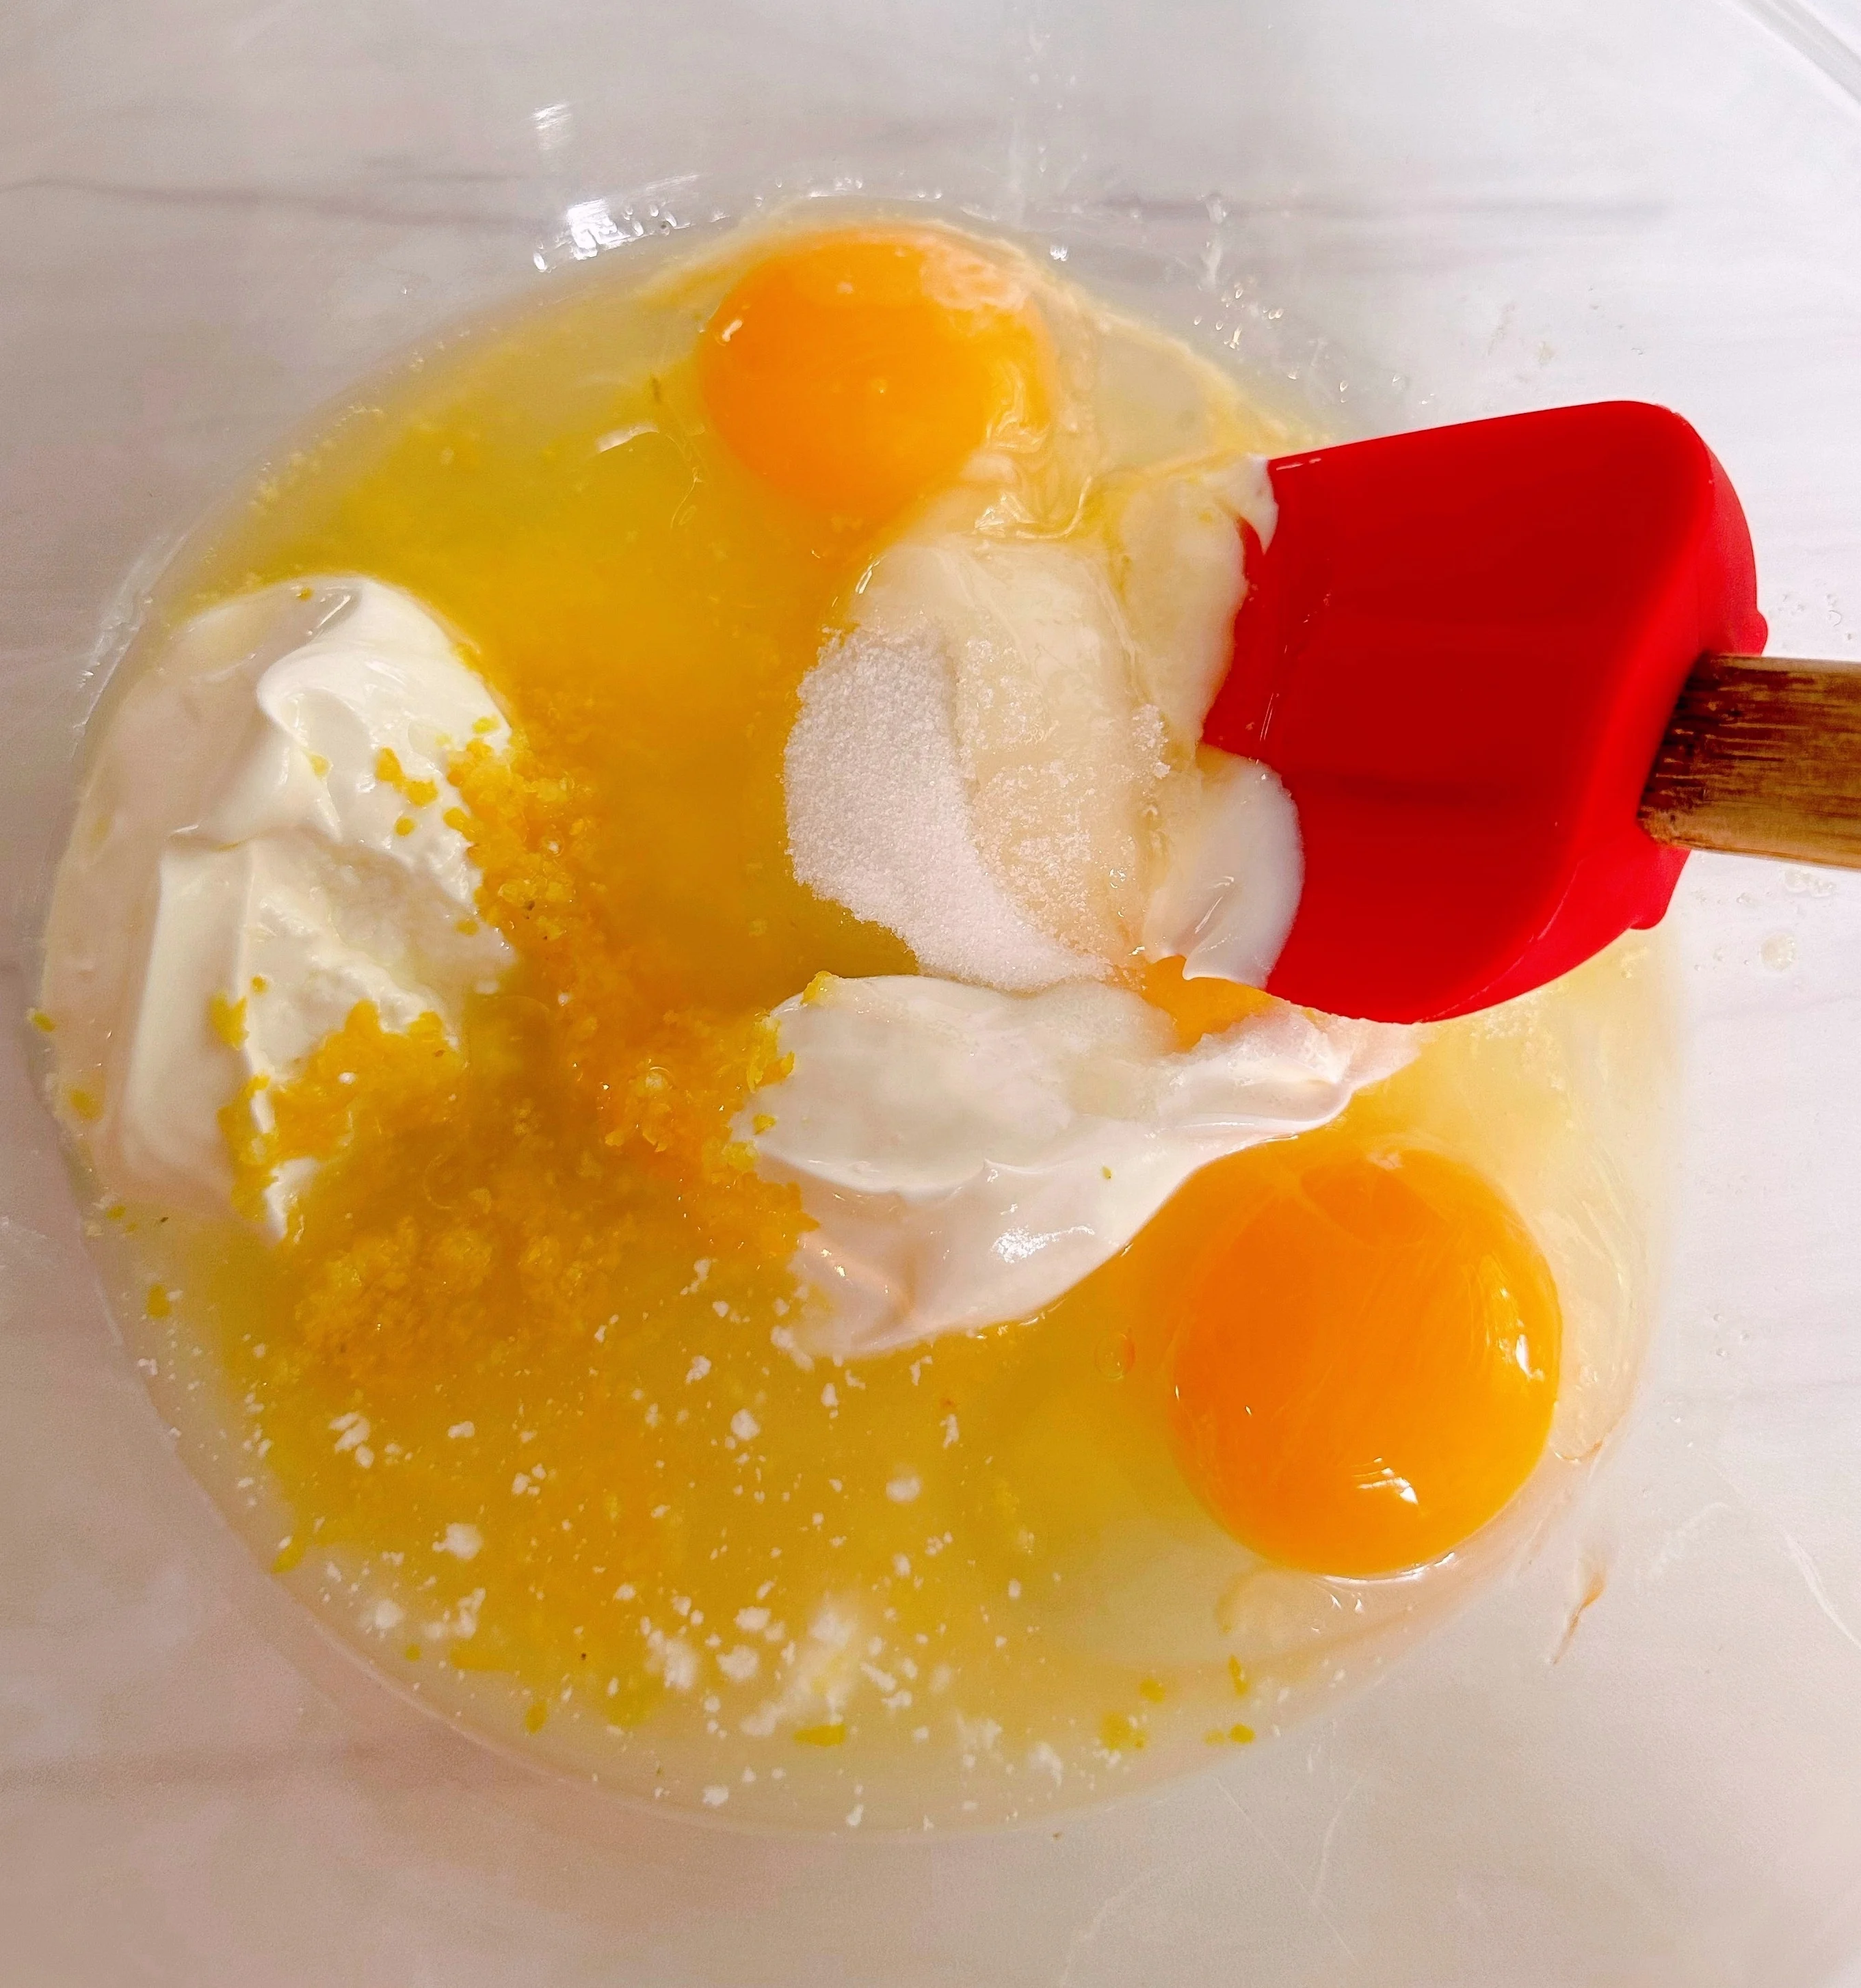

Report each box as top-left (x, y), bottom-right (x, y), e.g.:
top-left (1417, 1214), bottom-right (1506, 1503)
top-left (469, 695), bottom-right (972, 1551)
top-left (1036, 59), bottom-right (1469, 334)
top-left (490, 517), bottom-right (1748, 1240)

top-left (5, 1), bottom-right (1861, 1980)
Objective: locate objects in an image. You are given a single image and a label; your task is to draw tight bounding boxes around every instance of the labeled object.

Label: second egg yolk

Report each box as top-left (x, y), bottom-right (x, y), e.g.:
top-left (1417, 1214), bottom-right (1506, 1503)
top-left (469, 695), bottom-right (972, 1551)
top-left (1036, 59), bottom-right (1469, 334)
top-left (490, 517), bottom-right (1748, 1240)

top-left (698, 229), bottom-right (1045, 529)
top-left (1167, 1146), bottom-right (1560, 1578)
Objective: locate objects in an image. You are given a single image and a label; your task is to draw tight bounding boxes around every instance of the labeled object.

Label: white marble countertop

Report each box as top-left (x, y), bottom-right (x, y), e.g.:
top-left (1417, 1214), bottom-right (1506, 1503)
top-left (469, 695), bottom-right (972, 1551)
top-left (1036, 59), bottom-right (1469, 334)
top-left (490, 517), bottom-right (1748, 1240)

top-left (8, 2), bottom-right (1861, 1981)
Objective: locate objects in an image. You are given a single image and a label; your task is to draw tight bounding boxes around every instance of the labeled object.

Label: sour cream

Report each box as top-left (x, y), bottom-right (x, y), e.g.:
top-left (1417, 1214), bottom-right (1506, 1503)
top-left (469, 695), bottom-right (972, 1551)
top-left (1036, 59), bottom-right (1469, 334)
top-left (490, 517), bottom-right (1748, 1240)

top-left (39, 577), bottom-right (511, 1225)
top-left (748, 974), bottom-right (1411, 1354)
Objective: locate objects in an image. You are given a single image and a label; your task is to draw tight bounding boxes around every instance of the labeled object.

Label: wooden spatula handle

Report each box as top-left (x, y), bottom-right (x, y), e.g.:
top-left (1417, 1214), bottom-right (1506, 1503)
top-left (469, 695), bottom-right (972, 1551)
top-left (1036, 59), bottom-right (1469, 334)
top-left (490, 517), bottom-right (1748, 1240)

top-left (1639, 652), bottom-right (1861, 865)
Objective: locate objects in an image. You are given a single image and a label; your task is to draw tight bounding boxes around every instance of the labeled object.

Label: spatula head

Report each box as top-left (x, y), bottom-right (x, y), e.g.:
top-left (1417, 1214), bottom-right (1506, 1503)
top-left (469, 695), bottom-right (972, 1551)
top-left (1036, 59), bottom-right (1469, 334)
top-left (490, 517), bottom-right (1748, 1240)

top-left (1202, 401), bottom-right (1765, 1022)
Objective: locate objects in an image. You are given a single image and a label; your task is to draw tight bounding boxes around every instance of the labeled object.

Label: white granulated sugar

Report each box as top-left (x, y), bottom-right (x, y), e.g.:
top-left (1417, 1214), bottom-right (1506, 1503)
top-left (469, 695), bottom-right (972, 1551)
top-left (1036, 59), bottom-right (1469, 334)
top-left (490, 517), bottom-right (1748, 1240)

top-left (784, 626), bottom-right (1094, 992)
top-left (935, 538), bottom-right (1159, 964)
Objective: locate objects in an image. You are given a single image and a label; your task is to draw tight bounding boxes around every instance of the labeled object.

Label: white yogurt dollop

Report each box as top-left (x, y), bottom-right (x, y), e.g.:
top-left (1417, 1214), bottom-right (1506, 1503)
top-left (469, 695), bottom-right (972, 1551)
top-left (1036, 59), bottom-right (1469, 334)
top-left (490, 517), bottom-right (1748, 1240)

top-left (1142, 753), bottom-right (1304, 990)
top-left (40, 576), bottom-right (512, 1225)
top-left (748, 975), bottom-right (1412, 1355)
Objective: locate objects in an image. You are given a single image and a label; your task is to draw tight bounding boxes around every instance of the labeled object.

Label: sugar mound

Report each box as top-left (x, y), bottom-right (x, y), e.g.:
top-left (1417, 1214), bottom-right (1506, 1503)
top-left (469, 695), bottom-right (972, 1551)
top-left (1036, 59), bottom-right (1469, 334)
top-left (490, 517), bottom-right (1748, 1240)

top-left (784, 627), bottom-right (1096, 992)
top-left (913, 537), bottom-right (1156, 965)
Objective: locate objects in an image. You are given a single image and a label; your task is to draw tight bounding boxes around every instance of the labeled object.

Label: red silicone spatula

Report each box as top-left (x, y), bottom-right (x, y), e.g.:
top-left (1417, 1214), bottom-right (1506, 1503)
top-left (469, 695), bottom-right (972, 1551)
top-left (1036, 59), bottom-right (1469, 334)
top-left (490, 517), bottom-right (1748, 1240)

top-left (1202, 399), bottom-right (1858, 1024)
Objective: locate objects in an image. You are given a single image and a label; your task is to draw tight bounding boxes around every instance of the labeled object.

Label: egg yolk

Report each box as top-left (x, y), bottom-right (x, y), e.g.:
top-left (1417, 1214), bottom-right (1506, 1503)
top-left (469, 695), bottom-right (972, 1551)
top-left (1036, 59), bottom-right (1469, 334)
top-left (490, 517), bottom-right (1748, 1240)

top-left (698, 229), bottom-right (1044, 527)
top-left (1167, 1146), bottom-right (1559, 1577)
